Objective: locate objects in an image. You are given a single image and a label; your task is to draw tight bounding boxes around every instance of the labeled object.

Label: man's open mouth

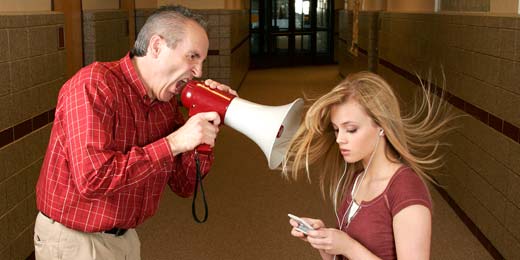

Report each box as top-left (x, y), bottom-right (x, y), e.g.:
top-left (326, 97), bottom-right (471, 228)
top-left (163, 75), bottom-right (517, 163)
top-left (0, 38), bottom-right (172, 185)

top-left (175, 79), bottom-right (189, 93)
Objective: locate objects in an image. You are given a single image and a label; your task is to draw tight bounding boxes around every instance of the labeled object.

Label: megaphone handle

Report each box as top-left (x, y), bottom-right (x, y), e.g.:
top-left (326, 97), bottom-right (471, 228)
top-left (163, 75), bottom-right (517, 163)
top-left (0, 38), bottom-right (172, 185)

top-left (196, 144), bottom-right (212, 154)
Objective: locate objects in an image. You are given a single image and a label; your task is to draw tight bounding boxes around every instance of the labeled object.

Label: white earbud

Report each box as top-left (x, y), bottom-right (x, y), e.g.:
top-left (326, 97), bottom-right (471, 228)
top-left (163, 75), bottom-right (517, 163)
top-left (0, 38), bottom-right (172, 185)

top-left (379, 128), bottom-right (384, 136)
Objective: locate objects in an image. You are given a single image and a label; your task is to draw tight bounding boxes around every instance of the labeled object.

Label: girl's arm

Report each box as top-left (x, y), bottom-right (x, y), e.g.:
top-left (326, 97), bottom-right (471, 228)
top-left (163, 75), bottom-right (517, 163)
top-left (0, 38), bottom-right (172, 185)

top-left (393, 204), bottom-right (431, 260)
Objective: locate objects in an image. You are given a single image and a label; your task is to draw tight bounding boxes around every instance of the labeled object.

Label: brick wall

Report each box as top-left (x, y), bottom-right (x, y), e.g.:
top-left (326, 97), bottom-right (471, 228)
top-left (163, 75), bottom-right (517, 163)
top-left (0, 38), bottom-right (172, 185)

top-left (0, 12), bottom-right (65, 260)
top-left (442, 0), bottom-right (491, 11)
top-left (338, 10), bottom-right (520, 259)
top-left (337, 10), bottom-right (378, 75)
top-left (83, 9), bottom-right (130, 65)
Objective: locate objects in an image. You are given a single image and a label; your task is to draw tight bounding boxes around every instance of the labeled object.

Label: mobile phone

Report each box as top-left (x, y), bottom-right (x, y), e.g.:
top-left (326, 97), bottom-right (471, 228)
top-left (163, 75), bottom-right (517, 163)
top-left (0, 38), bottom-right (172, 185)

top-left (288, 213), bottom-right (314, 235)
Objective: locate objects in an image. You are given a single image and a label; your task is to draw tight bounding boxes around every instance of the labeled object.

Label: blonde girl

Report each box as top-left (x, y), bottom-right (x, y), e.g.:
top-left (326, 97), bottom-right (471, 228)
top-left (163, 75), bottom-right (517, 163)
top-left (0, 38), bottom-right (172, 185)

top-left (283, 71), bottom-right (454, 260)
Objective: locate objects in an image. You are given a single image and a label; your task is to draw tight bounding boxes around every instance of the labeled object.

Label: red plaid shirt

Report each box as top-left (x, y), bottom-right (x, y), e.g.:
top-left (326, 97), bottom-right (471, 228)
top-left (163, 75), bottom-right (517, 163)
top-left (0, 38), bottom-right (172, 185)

top-left (36, 53), bottom-right (213, 232)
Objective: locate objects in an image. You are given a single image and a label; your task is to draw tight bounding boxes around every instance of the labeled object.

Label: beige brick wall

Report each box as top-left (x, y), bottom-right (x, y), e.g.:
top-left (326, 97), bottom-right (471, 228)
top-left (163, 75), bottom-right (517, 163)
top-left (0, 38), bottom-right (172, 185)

top-left (83, 9), bottom-right (130, 65)
top-left (441, 0), bottom-right (490, 11)
top-left (200, 9), bottom-right (249, 88)
top-left (379, 13), bottom-right (520, 127)
top-left (0, 12), bottom-right (64, 260)
top-left (337, 10), bottom-right (378, 75)
top-left (378, 12), bottom-right (520, 259)
top-left (490, 0), bottom-right (519, 13)
top-left (337, 10), bottom-right (520, 259)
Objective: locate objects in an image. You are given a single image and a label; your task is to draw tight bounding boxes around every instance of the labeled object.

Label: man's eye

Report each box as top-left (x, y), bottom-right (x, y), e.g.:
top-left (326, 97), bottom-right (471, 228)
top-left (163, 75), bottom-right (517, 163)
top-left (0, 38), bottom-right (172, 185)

top-left (188, 53), bottom-right (199, 60)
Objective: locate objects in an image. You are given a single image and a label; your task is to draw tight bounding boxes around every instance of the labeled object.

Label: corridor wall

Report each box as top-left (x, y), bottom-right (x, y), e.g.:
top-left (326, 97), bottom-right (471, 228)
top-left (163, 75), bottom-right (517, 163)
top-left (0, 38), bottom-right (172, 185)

top-left (337, 8), bottom-right (520, 259)
top-left (0, 11), bottom-right (65, 260)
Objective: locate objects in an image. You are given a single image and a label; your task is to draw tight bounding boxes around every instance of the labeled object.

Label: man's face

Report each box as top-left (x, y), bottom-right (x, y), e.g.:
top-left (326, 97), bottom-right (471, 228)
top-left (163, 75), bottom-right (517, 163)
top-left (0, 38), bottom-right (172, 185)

top-left (150, 20), bottom-right (209, 102)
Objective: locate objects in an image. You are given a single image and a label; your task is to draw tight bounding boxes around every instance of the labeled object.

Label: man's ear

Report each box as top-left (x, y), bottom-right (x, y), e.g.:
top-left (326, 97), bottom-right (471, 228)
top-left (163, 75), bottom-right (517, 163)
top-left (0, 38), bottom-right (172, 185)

top-left (148, 35), bottom-right (163, 58)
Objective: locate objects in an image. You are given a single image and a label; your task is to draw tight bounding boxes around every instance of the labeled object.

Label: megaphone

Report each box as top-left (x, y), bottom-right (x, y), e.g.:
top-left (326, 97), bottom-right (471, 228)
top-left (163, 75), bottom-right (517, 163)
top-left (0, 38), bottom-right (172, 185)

top-left (181, 80), bottom-right (303, 169)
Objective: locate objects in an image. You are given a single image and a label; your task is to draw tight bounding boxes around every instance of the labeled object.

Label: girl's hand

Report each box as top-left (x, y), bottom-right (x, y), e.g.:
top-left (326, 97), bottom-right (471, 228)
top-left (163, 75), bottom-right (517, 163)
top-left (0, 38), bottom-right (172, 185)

top-left (289, 217), bottom-right (325, 241)
top-left (306, 228), bottom-right (351, 256)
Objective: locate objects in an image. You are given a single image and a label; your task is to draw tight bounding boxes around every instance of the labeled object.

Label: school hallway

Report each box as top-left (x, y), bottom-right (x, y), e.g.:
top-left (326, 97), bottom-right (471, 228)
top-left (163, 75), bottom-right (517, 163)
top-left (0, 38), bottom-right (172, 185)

top-left (137, 65), bottom-right (494, 260)
top-left (2, 2), bottom-right (519, 260)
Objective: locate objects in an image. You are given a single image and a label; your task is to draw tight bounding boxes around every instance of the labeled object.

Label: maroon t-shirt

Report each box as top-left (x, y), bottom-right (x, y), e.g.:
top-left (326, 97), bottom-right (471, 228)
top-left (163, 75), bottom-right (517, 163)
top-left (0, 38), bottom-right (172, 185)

top-left (337, 166), bottom-right (432, 260)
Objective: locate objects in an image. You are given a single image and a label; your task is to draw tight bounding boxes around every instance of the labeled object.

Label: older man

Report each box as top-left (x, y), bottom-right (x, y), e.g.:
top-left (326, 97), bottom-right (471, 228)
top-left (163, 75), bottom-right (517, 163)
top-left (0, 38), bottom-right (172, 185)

top-left (34, 5), bottom-right (235, 260)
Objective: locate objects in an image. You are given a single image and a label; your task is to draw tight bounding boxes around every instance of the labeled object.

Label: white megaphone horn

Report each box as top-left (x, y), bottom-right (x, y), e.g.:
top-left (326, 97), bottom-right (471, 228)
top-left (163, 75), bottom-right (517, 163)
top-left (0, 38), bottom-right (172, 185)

top-left (181, 80), bottom-right (303, 169)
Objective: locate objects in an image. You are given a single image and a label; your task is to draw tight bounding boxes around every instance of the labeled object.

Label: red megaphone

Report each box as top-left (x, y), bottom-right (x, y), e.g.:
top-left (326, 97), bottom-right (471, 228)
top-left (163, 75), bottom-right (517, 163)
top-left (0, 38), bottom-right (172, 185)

top-left (180, 80), bottom-right (303, 169)
top-left (180, 81), bottom-right (236, 154)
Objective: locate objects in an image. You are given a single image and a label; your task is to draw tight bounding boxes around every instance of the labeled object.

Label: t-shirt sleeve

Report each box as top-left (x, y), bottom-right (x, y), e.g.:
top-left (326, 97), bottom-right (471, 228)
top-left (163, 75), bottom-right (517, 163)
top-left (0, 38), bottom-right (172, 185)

top-left (387, 168), bottom-right (432, 217)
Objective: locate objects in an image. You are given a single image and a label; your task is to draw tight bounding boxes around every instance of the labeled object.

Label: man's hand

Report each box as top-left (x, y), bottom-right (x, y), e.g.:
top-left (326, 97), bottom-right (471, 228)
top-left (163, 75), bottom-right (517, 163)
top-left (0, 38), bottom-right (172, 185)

top-left (166, 111), bottom-right (221, 156)
top-left (204, 79), bottom-right (238, 96)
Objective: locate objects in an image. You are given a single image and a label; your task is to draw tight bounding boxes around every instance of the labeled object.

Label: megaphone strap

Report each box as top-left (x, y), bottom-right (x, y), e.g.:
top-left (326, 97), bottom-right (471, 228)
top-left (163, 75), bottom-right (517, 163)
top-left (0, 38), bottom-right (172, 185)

top-left (192, 151), bottom-right (209, 223)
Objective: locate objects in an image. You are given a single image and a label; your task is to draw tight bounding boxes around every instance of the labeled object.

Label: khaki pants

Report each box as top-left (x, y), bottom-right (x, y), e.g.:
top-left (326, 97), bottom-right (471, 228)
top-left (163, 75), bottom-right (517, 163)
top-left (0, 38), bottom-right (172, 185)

top-left (34, 212), bottom-right (141, 260)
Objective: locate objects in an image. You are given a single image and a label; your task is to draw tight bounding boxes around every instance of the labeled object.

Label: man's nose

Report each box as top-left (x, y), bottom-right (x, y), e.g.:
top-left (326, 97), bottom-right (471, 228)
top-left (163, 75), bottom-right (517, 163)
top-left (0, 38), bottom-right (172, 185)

top-left (192, 63), bottom-right (202, 78)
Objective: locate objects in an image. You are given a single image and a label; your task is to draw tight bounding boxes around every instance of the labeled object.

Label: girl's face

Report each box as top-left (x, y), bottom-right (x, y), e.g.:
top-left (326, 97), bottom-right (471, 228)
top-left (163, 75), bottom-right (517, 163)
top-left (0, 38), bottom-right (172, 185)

top-left (330, 98), bottom-right (381, 164)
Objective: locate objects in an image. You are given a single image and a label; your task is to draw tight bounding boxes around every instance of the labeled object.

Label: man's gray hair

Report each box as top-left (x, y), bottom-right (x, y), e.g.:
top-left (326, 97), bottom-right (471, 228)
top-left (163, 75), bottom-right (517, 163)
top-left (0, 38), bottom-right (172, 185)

top-left (131, 5), bottom-right (207, 57)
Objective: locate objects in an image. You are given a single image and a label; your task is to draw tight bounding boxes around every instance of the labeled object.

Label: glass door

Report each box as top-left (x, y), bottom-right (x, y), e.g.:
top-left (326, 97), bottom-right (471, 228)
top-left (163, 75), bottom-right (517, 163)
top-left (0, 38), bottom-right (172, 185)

top-left (271, 0), bottom-right (291, 57)
top-left (250, 0), bottom-right (333, 68)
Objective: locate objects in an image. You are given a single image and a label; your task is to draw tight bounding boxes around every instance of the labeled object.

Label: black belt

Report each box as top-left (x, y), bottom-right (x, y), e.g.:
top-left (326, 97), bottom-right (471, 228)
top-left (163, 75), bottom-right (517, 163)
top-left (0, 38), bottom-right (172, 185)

top-left (40, 212), bottom-right (128, 237)
top-left (103, 227), bottom-right (128, 236)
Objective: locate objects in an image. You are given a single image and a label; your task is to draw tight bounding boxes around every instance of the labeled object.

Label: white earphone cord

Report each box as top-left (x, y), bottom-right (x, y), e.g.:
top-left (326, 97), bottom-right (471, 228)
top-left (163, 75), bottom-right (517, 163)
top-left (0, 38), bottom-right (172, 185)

top-left (333, 162), bottom-right (348, 224)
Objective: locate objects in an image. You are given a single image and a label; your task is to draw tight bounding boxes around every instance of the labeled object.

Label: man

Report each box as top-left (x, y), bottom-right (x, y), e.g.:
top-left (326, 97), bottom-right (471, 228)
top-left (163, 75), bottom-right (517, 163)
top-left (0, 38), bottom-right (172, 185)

top-left (34, 5), bottom-right (235, 260)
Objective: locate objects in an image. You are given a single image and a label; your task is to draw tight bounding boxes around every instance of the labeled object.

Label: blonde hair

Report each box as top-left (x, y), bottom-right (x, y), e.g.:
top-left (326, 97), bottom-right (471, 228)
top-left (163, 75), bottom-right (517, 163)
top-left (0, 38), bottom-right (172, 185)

top-left (282, 71), bottom-right (455, 201)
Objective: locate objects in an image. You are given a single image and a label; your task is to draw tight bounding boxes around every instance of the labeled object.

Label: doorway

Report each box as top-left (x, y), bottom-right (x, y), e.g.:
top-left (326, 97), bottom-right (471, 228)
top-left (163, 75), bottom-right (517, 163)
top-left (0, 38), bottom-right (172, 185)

top-left (250, 0), bottom-right (334, 68)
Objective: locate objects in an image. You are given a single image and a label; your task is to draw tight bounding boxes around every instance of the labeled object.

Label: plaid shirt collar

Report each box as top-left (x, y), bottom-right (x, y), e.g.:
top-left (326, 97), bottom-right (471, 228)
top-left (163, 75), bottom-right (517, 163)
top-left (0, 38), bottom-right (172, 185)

top-left (121, 52), bottom-right (153, 106)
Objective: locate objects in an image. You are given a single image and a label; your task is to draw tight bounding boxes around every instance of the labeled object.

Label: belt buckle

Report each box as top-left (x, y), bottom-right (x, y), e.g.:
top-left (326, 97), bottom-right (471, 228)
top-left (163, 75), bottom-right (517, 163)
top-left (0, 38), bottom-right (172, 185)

top-left (114, 228), bottom-right (127, 236)
top-left (104, 227), bottom-right (127, 236)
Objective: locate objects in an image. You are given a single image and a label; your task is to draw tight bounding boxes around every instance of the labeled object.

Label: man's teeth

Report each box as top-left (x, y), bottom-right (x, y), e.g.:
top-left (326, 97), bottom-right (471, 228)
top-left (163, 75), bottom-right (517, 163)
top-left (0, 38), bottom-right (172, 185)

top-left (175, 80), bottom-right (188, 92)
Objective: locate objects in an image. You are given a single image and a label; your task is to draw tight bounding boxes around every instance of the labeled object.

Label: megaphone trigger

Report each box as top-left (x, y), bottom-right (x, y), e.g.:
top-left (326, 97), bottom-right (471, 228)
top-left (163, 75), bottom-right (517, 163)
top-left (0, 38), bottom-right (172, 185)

top-left (196, 144), bottom-right (212, 154)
